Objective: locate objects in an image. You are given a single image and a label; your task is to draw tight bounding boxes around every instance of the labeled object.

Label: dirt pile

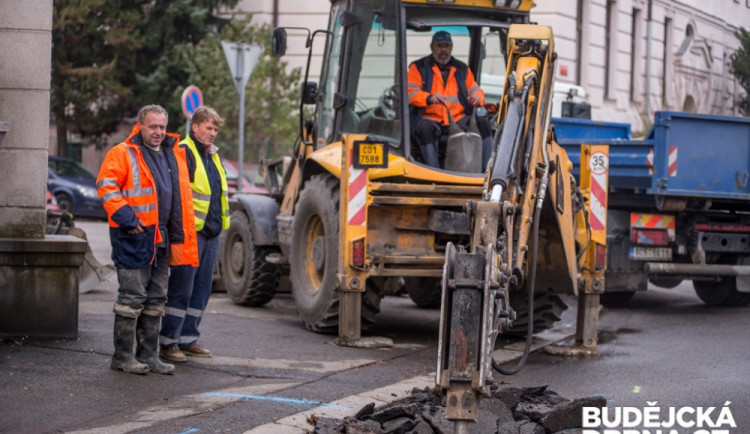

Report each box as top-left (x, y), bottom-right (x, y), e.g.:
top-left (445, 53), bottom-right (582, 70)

top-left (312, 384), bottom-right (606, 434)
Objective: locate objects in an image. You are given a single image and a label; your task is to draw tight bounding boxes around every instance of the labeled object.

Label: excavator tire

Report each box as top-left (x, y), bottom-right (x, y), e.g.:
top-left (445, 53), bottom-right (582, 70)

top-left (222, 210), bottom-right (281, 306)
top-left (403, 277), bottom-right (442, 308)
top-left (290, 174), bottom-right (382, 333)
top-left (506, 293), bottom-right (569, 336)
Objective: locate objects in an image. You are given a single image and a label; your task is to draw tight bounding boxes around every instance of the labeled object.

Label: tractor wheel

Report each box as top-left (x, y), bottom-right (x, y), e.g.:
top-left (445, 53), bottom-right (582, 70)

top-left (221, 210), bottom-right (280, 306)
top-left (506, 293), bottom-right (569, 336)
top-left (290, 174), bottom-right (382, 333)
top-left (693, 277), bottom-right (750, 306)
top-left (600, 291), bottom-right (637, 306)
top-left (403, 277), bottom-right (442, 308)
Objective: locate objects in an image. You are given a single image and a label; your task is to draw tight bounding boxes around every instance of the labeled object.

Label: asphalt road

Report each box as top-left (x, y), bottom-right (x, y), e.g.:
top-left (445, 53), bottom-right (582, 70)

top-left (1, 220), bottom-right (748, 433)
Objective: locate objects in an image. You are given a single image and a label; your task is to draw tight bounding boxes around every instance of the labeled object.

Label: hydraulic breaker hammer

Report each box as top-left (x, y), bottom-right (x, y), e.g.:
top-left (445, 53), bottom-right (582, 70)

top-left (436, 24), bottom-right (559, 433)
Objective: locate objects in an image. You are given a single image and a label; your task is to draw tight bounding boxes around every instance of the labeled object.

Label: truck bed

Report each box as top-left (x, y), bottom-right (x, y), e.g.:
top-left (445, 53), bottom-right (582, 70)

top-left (554, 111), bottom-right (750, 201)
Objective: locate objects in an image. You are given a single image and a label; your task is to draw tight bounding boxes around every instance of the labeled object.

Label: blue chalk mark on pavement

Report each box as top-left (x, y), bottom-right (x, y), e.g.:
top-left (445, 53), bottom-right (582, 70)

top-left (202, 392), bottom-right (339, 407)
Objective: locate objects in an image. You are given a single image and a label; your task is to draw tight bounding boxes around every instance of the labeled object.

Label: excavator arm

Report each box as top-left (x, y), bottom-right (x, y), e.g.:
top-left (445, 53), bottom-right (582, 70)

top-left (436, 24), bottom-right (609, 433)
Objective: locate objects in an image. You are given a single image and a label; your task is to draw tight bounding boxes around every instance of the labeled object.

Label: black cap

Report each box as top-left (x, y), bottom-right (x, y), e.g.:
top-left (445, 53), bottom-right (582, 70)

top-left (432, 31), bottom-right (452, 44)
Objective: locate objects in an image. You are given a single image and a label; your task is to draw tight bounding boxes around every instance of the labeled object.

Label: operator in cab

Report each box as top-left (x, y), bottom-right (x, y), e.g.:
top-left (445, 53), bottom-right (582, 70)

top-left (408, 31), bottom-right (492, 169)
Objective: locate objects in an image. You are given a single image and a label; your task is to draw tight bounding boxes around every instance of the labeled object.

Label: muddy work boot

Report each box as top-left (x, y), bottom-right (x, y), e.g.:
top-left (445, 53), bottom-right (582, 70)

top-left (111, 315), bottom-right (149, 375)
top-left (136, 314), bottom-right (175, 375)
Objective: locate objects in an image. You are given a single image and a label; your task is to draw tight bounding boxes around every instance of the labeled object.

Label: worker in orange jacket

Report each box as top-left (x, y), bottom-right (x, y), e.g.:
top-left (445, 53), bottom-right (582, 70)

top-left (97, 104), bottom-right (199, 375)
top-left (408, 31), bottom-right (492, 169)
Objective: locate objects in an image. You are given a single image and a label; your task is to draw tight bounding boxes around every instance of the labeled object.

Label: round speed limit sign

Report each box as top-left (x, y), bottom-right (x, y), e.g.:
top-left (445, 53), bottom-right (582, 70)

top-left (589, 152), bottom-right (608, 175)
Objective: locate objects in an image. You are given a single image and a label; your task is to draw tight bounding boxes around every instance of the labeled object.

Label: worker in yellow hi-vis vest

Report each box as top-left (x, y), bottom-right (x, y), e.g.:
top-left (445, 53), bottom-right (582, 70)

top-left (159, 105), bottom-right (230, 363)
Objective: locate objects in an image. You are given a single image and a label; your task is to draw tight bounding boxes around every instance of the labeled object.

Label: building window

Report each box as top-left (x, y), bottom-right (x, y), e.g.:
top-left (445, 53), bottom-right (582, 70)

top-left (662, 17), bottom-right (673, 108)
top-left (576, 0), bottom-right (585, 86)
top-left (630, 8), bottom-right (642, 102)
top-left (676, 23), bottom-right (694, 56)
top-left (605, 0), bottom-right (617, 99)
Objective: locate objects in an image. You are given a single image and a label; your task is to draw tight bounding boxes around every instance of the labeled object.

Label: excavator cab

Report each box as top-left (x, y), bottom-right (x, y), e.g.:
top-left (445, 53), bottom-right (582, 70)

top-left (274, 0), bottom-right (525, 169)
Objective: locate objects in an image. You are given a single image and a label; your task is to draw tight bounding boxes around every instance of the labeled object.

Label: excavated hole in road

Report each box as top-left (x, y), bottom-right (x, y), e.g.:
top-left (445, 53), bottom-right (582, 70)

top-left (310, 384), bottom-right (607, 434)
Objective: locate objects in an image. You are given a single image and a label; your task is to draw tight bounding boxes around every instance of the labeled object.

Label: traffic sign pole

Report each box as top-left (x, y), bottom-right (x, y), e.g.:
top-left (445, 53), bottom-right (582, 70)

top-left (238, 80), bottom-right (245, 191)
top-left (221, 41), bottom-right (262, 192)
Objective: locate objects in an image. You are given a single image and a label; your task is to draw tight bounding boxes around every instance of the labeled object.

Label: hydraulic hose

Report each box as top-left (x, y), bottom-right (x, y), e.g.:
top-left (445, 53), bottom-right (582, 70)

top-left (493, 59), bottom-right (554, 375)
top-left (492, 196), bottom-right (542, 375)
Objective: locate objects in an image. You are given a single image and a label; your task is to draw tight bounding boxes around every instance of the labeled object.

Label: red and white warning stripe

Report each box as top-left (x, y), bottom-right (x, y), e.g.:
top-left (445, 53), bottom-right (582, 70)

top-left (630, 213), bottom-right (676, 229)
top-left (589, 152), bottom-right (608, 231)
top-left (646, 146), bottom-right (677, 176)
top-left (646, 148), bottom-right (655, 175)
top-left (347, 149), bottom-right (367, 226)
top-left (668, 146), bottom-right (677, 177)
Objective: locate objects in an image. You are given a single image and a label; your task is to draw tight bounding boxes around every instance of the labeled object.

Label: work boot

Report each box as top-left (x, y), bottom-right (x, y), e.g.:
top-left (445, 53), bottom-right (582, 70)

top-left (136, 314), bottom-right (175, 375)
top-left (160, 346), bottom-right (187, 363)
top-left (183, 343), bottom-right (212, 358)
top-left (111, 314), bottom-right (149, 375)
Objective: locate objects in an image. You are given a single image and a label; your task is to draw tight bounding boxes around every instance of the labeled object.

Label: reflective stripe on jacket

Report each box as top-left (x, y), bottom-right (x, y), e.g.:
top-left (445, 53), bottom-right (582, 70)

top-left (407, 55), bottom-right (484, 126)
top-left (182, 135), bottom-right (230, 231)
top-left (96, 125), bottom-right (199, 269)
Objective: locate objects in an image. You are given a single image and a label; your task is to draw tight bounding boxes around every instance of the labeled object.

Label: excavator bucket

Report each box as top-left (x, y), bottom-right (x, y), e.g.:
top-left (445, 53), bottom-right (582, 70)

top-left (47, 212), bottom-right (115, 294)
top-left (65, 227), bottom-right (116, 293)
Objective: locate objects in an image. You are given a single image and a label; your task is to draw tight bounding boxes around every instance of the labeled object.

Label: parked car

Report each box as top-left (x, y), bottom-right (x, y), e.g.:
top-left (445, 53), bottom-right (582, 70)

top-left (221, 159), bottom-right (267, 194)
top-left (47, 155), bottom-right (106, 219)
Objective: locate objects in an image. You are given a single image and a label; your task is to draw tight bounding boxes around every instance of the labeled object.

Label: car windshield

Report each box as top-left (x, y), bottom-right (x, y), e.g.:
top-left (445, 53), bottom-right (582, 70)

top-left (222, 160), bottom-right (264, 187)
top-left (50, 159), bottom-right (96, 179)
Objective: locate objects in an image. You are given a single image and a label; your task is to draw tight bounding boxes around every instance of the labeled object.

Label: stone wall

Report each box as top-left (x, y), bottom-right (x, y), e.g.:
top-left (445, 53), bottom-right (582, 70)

top-left (0, 1), bottom-right (87, 339)
top-left (0, 0), bottom-right (53, 238)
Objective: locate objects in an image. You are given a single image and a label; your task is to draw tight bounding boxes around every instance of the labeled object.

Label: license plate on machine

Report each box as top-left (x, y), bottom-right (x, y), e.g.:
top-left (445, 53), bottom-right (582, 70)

top-left (353, 141), bottom-right (388, 168)
top-left (629, 246), bottom-right (672, 261)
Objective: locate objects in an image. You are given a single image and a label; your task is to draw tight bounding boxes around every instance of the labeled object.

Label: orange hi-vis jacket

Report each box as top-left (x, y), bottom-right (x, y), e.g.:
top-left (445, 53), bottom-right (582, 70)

top-left (408, 55), bottom-right (485, 126)
top-left (97, 125), bottom-right (199, 269)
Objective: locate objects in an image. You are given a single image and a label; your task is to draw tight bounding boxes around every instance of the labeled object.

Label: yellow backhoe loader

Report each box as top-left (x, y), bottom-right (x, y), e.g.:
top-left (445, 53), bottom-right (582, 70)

top-left (218, 1), bottom-right (607, 373)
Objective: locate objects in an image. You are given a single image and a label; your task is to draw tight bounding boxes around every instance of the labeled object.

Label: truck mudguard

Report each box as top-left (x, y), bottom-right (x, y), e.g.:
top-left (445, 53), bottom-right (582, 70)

top-left (232, 194), bottom-right (280, 246)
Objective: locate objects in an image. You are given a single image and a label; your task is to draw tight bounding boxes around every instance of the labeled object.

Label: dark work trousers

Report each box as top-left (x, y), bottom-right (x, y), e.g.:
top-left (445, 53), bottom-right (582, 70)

top-left (160, 232), bottom-right (220, 349)
top-left (415, 115), bottom-right (493, 169)
top-left (114, 246), bottom-right (169, 318)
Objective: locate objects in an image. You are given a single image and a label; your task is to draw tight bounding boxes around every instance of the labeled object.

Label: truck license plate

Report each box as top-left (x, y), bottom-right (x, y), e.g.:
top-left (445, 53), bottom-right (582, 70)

top-left (629, 246), bottom-right (672, 261)
top-left (354, 142), bottom-right (388, 168)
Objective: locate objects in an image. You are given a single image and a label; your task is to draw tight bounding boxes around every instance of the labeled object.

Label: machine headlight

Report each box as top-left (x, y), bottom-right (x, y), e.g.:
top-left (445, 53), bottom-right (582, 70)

top-left (77, 185), bottom-right (98, 199)
top-left (495, 0), bottom-right (521, 8)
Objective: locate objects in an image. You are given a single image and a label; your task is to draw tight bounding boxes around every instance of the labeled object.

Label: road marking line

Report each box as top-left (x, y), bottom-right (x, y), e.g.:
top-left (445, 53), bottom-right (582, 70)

top-left (201, 392), bottom-right (340, 407)
top-left (188, 355), bottom-right (377, 374)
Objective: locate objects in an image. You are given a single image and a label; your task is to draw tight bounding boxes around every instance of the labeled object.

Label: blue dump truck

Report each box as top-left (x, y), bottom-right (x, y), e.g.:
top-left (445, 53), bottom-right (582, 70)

top-left (554, 111), bottom-right (750, 306)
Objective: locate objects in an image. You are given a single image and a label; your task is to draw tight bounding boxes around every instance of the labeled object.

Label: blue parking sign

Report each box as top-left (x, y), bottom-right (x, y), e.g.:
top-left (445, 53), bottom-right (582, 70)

top-left (181, 85), bottom-right (203, 119)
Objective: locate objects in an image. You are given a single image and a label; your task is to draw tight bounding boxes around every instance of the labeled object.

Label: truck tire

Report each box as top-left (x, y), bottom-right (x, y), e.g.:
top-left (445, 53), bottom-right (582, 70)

top-left (693, 277), bottom-right (750, 306)
top-left (221, 211), bottom-right (280, 306)
top-left (403, 277), bottom-right (441, 308)
top-left (506, 293), bottom-right (568, 336)
top-left (649, 276), bottom-right (682, 289)
top-left (290, 174), bottom-right (382, 333)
